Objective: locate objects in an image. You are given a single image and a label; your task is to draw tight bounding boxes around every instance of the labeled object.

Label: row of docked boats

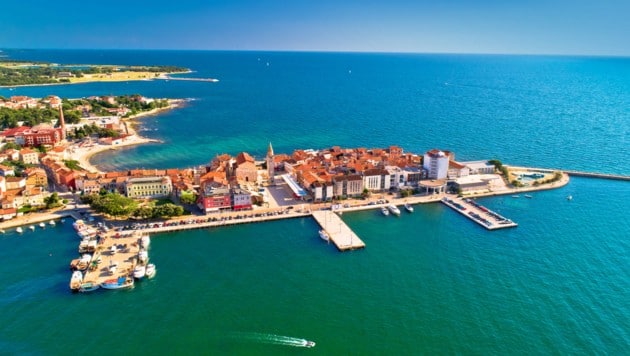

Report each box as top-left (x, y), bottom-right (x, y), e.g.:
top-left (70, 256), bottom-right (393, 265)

top-left (381, 203), bottom-right (413, 216)
top-left (15, 220), bottom-right (58, 234)
top-left (70, 263), bottom-right (157, 293)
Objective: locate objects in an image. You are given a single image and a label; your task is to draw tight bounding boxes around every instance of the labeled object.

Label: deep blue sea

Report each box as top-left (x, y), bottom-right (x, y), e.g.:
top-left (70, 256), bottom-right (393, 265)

top-left (0, 49), bottom-right (628, 354)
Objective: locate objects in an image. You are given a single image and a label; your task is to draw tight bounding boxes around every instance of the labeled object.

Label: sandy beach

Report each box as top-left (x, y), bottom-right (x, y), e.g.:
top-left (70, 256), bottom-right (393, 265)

top-left (68, 99), bottom-right (186, 173)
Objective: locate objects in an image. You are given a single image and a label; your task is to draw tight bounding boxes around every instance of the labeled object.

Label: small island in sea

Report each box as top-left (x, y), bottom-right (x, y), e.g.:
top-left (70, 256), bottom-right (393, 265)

top-left (0, 59), bottom-right (190, 87)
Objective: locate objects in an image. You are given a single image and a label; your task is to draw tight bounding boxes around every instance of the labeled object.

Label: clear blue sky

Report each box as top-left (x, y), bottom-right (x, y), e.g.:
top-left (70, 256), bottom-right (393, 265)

top-left (1, 0), bottom-right (628, 55)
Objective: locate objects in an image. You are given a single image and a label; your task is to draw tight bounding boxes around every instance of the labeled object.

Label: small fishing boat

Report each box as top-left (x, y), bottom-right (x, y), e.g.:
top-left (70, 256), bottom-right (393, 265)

top-left (0, 229), bottom-right (5, 234)
top-left (524, 194), bottom-right (533, 198)
top-left (29, 225), bottom-right (35, 231)
top-left (404, 203), bottom-right (414, 213)
top-left (39, 222), bottom-right (46, 228)
top-left (318, 230), bottom-right (330, 242)
top-left (511, 195), bottom-right (520, 198)
top-left (145, 264), bottom-right (156, 279)
top-left (49, 220), bottom-right (56, 226)
top-left (567, 195), bottom-right (573, 201)
top-left (16, 227), bottom-right (23, 233)
top-left (133, 265), bottom-right (146, 279)
top-left (79, 281), bottom-right (100, 293)
top-left (381, 207), bottom-right (389, 216)
top-left (100, 276), bottom-right (134, 290)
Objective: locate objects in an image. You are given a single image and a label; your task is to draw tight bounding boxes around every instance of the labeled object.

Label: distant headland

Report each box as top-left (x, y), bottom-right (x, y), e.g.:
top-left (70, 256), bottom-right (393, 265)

top-left (0, 59), bottom-right (190, 87)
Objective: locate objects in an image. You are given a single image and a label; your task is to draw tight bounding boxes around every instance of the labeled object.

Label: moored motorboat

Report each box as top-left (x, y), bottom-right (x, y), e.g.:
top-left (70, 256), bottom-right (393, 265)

top-left (28, 225), bottom-right (35, 231)
top-left (138, 250), bottom-right (148, 264)
top-left (79, 281), bottom-right (100, 292)
top-left (69, 271), bottom-right (83, 291)
top-left (524, 194), bottom-right (533, 198)
top-left (39, 222), bottom-right (46, 228)
top-left (49, 220), bottom-right (56, 226)
top-left (133, 265), bottom-right (146, 279)
top-left (76, 254), bottom-right (92, 271)
top-left (141, 235), bottom-right (150, 249)
top-left (404, 203), bottom-right (414, 213)
top-left (387, 204), bottom-right (401, 216)
top-left (100, 276), bottom-right (134, 290)
top-left (512, 195), bottom-right (520, 198)
top-left (318, 229), bottom-right (330, 241)
top-left (145, 263), bottom-right (156, 279)
top-left (69, 258), bottom-right (81, 270)
top-left (16, 227), bottom-right (23, 233)
top-left (381, 207), bottom-right (389, 216)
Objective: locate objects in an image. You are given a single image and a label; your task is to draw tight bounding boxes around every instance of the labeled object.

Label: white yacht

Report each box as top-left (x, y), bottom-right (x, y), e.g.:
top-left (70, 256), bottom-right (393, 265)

top-left (141, 235), bottom-right (150, 249)
top-left (404, 203), bottom-right (414, 213)
top-left (381, 207), bottom-right (389, 216)
top-left (387, 204), bottom-right (401, 216)
top-left (39, 222), bottom-right (46, 228)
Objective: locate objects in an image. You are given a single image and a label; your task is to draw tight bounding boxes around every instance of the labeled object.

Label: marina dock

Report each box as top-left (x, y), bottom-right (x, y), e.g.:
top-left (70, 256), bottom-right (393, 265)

top-left (75, 231), bottom-right (144, 291)
top-left (312, 211), bottom-right (365, 251)
top-left (441, 197), bottom-right (518, 230)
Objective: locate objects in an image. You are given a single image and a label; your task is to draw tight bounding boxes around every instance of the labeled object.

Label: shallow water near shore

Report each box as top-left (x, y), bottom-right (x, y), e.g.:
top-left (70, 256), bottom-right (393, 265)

top-left (0, 50), bottom-right (628, 354)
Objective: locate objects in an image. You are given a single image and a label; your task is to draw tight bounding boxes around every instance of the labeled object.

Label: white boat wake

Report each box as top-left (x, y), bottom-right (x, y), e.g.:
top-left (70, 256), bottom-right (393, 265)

top-left (231, 332), bottom-right (315, 348)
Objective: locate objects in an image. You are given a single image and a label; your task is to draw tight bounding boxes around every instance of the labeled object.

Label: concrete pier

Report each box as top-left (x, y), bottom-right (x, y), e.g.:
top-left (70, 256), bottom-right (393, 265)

top-left (312, 211), bottom-right (365, 251)
top-left (441, 197), bottom-right (518, 230)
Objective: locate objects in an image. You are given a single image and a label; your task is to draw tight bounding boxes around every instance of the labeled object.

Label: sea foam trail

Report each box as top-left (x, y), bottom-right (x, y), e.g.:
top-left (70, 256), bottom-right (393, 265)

top-left (230, 332), bottom-right (311, 347)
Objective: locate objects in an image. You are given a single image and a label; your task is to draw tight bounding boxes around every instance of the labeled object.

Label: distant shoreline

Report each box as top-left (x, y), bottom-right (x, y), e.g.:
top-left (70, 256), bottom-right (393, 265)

top-left (0, 70), bottom-right (193, 88)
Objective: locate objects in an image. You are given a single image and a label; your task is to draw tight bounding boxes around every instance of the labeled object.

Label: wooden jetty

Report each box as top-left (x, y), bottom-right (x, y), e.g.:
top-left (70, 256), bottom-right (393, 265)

top-left (441, 197), bottom-right (518, 230)
top-left (312, 211), bottom-right (365, 251)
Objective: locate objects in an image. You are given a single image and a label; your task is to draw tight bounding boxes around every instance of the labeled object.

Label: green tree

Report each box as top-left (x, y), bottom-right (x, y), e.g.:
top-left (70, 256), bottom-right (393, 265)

top-left (44, 192), bottom-right (62, 209)
top-left (179, 191), bottom-right (197, 205)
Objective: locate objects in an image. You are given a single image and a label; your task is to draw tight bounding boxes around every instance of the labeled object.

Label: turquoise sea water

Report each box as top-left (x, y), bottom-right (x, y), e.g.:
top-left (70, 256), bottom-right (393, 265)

top-left (0, 50), bottom-right (628, 354)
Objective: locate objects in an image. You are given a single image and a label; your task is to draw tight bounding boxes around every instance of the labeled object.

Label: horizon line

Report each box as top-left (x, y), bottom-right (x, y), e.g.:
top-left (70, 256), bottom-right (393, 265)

top-left (1, 48), bottom-right (628, 59)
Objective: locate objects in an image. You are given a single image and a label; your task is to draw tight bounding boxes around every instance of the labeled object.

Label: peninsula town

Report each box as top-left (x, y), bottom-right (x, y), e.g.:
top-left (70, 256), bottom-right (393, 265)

top-left (0, 93), bottom-right (568, 228)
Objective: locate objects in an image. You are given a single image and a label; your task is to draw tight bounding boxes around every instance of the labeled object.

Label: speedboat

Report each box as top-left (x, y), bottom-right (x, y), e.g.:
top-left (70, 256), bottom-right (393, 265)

top-left (512, 195), bottom-right (520, 198)
top-left (387, 204), bottom-right (401, 216)
top-left (303, 340), bottom-right (316, 348)
top-left (29, 225), bottom-right (35, 231)
top-left (39, 222), bottom-right (46, 228)
top-left (567, 195), bottom-right (573, 201)
top-left (133, 265), bottom-right (146, 279)
top-left (16, 227), bottom-right (23, 233)
top-left (145, 263), bottom-right (156, 279)
top-left (524, 194), bottom-right (533, 198)
top-left (69, 271), bottom-right (83, 291)
top-left (318, 230), bottom-right (330, 241)
top-left (404, 203), bottom-right (414, 213)
top-left (381, 207), bottom-right (389, 216)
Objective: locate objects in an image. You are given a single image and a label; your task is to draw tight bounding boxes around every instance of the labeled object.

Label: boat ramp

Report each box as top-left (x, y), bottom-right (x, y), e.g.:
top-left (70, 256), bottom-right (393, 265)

top-left (312, 211), bottom-right (365, 251)
top-left (441, 197), bottom-right (518, 230)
